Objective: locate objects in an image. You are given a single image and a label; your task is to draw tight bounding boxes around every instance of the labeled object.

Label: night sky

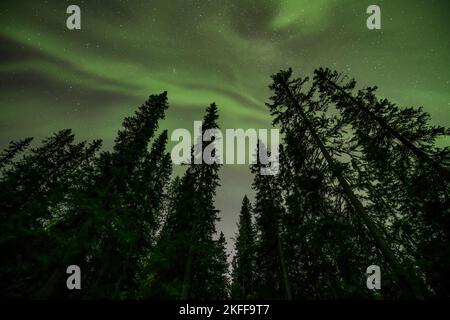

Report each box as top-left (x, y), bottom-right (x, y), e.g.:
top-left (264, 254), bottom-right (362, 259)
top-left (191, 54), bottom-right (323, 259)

top-left (1, 0), bottom-right (449, 255)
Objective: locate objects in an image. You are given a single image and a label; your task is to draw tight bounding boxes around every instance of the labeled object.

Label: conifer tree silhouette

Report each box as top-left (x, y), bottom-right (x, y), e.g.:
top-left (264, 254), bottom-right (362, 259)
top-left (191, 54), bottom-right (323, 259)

top-left (314, 68), bottom-right (450, 181)
top-left (0, 92), bottom-right (171, 298)
top-left (252, 142), bottom-right (292, 299)
top-left (180, 103), bottom-right (227, 299)
top-left (314, 68), bottom-right (449, 297)
top-left (143, 103), bottom-right (228, 299)
top-left (268, 69), bottom-right (426, 299)
top-left (231, 195), bottom-right (256, 299)
top-left (2, 70), bottom-right (448, 300)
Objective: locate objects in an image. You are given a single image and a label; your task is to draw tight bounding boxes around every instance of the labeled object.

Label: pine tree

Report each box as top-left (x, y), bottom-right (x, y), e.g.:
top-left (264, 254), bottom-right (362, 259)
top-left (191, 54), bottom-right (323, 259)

top-left (143, 103), bottom-right (229, 299)
top-left (105, 130), bottom-right (172, 298)
top-left (81, 92), bottom-right (170, 298)
top-left (139, 171), bottom-right (197, 299)
top-left (265, 95), bottom-right (370, 299)
top-left (267, 68), bottom-right (426, 298)
top-left (231, 195), bottom-right (256, 299)
top-left (204, 232), bottom-right (230, 299)
top-left (313, 68), bottom-right (450, 297)
top-left (0, 130), bottom-right (102, 298)
top-left (35, 92), bottom-right (170, 298)
top-left (251, 142), bottom-right (291, 299)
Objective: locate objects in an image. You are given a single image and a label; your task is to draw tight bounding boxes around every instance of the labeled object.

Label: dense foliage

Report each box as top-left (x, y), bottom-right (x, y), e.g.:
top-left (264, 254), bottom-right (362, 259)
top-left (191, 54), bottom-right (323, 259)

top-left (1, 69), bottom-right (448, 299)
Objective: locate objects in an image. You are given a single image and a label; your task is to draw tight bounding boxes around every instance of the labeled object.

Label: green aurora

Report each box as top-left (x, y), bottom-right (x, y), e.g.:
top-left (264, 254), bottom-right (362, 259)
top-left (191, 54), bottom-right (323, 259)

top-left (1, 0), bottom-right (449, 253)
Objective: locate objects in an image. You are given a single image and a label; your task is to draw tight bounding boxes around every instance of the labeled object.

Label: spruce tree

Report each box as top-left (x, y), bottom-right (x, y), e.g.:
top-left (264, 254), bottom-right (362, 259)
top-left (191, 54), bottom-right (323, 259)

top-left (37, 92), bottom-right (170, 298)
top-left (268, 68), bottom-right (426, 298)
top-left (143, 103), bottom-right (228, 299)
top-left (314, 68), bottom-right (449, 297)
top-left (251, 142), bottom-right (291, 299)
top-left (0, 130), bottom-right (102, 298)
top-left (81, 92), bottom-right (170, 298)
top-left (231, 195), bottom-right (256, 299)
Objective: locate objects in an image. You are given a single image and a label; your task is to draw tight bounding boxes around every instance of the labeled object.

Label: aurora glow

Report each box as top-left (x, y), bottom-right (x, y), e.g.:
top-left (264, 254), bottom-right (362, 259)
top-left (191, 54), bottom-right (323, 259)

top-left (1, 0), bottom-right (449, 253)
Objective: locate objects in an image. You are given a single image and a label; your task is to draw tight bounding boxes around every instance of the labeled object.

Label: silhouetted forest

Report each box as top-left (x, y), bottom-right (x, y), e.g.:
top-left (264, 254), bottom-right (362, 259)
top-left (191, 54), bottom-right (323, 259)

top-left (1, 69), bottom-right (449, 299)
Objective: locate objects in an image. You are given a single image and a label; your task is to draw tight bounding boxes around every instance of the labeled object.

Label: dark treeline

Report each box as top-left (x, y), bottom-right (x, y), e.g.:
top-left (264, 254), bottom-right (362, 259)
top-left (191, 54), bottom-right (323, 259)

top-left (232, 68), bottom-right (449, 299)
top-left (0, 93), bottom-right (228, 299)
top-left (1, 69), bottom-right (449, 299)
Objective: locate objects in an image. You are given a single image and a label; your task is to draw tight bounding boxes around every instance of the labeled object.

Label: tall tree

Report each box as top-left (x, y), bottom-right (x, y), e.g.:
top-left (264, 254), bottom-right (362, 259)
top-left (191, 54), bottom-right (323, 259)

top-left (0, 130), bottom-right (102, 298)
top-left (2, 92), bottom-right (171, 298)
top-left (271, 84), bottom-right (376, 299)
top-left (231, 195), bottom-right (256, 299)
top-left (268, 68), bottom-right (426, 298)
top-left (181, 103), bottom-right (229, 299)
top-left (204, 232), bottom-right (230, 299)
top-left (252, 142), bottom-right (292, 299)
top-left (277, 132), bottom-right (373, 299)
top-left (314, 68), bottom-right (450, 297)
top-left (143, 103), bottom-right (229, 299)
top-left (78, 92), bottom-right (171, 298)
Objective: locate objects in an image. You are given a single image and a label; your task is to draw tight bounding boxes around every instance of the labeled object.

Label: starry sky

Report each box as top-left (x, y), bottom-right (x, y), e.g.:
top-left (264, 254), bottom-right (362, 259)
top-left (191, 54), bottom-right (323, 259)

top-left (1, 0), bottom-right (449, 255)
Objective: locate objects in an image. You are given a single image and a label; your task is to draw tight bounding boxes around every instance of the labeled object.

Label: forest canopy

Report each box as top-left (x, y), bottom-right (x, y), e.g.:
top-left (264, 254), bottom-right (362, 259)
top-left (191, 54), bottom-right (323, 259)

top-left (1, 69), bottom-right (449, 299)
